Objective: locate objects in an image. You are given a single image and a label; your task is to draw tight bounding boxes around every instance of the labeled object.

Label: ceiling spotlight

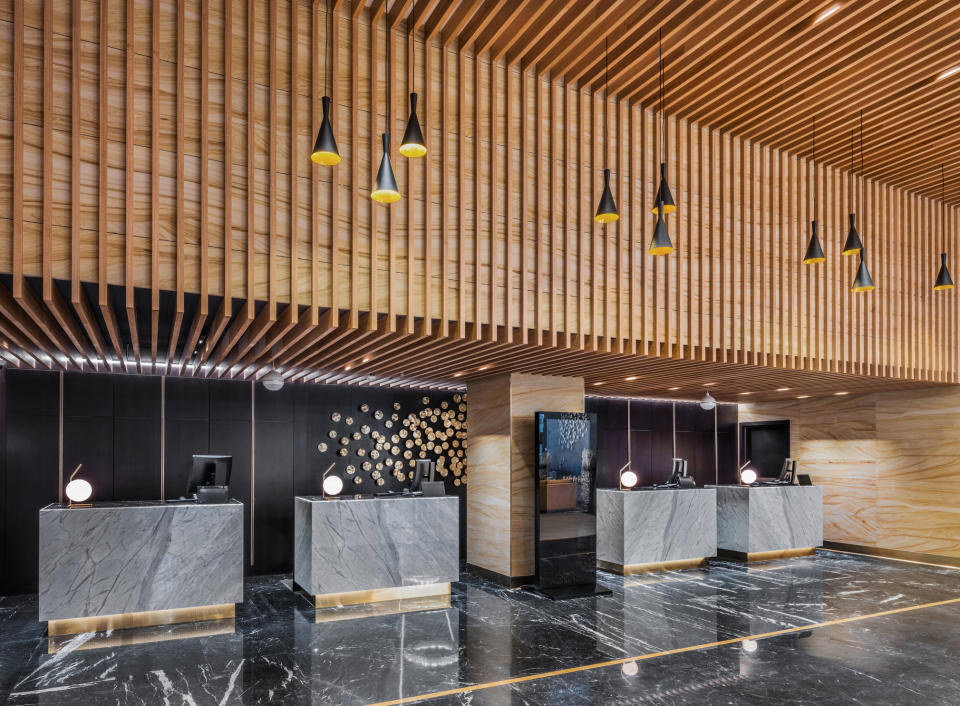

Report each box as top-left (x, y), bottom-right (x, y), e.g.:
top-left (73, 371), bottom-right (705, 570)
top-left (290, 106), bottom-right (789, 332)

top-left (344, 364), bottom-right (352, 371)
top-left (703, 382), bottom-right (717, 387)
top-left (834, 391), bottom-right (849, 396)
top-left (739, 392), bottom-right (752, 396)
top-left (361, 356), bottom-right (371, 363)
top-left (938, 66), bottom-right (960, 81)
top-left (625, 376), bottom-right (638, 381)
top-left (700, 392), bottom-right (716, 411)
top-left (668, 386), bottom-right (680, 391)
top-left (814, 4), bottom-right (841, 23)
top-left (796, 395), bottom-right (811, 399)
top-left (453, 372), bottom-right (463, 378)
top-left (478, 365), bottom-right (490, 371)
top-left (776, 387), bottom-right (792, 392)
top-left (592, 382), bottom-right (604, 386)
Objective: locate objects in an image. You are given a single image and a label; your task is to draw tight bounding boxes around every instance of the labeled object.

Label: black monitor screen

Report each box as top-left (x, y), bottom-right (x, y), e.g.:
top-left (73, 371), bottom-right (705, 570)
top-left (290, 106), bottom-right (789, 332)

top-left (185, 455), bottom-right (232, 497)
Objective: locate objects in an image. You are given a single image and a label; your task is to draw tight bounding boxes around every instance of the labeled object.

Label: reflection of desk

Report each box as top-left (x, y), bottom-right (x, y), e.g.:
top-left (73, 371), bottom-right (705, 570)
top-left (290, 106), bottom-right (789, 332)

top-left (709, 485), bottom-right (822, 559)
top-left (294, 496), bottom-right (459, 607)
top-left (597, 488), bottom-right (717, 573)
top-left (540, 479), bottom-right (577, 510)
top-left (39, 501), bottom-right (243, 636)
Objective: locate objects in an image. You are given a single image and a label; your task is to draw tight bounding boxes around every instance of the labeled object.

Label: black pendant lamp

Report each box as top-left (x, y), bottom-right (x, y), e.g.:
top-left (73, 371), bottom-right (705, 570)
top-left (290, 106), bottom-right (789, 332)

top-left (649, 199), bottom-right (673, 255)
top-left (399, 0), bottom-right (426, 158)
top-left (650, 29), bottom-right (675, 215)
top-left (935, 164), bottom-right (955, 291)
top-left (803, 116), bottom-right (826, 264)
top-left (842, 130), bottom-right (863, 256)
top-left (595, 38), bottom-right (618, 224)
top-left (850, 111), bottom-right (874, 292)
top-left (310, 0), bottom-right (340, 165)
top-left (372, 9), bottom-right (401, 203)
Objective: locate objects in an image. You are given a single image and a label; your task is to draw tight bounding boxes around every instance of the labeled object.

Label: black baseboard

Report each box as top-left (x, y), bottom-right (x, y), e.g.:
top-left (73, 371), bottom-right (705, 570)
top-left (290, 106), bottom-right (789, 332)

top-left (465, 563), bottom-right (534, 588)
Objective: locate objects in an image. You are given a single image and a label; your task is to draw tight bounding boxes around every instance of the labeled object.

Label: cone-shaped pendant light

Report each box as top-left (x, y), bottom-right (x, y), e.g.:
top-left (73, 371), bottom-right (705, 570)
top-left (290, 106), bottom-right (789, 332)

top-left (372, 10), bottom-right (400, 203)
top-left (851, 250), bottom-right (875, 292)
top-left (311, 96), bottom-right (341, 165)
top-left (842, 131), bottom-right (863, 256)
top-left (399, 0), bottom-right (426, 158)
top-left (934, 165), bottom-right (955, 291)
top-left (649, 199), bottom-right (673, 256)
top-left (650, 29), bottom-right (675, 215)
top-left (803, 116), bottom-right (825, 264)
top-left (850, 111), bottom-right (874, 292)
top-left (310, 1), bottom-right (340, 166)
top-left (372, 133), bottom-right (401, 203)
top-left (595, 38), bottom-right (618, 224)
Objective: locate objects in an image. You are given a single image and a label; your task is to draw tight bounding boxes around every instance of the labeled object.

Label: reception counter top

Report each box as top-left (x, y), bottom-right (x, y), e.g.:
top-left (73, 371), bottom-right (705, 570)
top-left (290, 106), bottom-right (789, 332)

top-left (294, 495), bottom-right (459, 607)
top-left (709, 485), bottom-right (823, 559)
top-left (39, 500), bottom-right (243, 635)
top-left (596, 488), bottom-right (717, 573)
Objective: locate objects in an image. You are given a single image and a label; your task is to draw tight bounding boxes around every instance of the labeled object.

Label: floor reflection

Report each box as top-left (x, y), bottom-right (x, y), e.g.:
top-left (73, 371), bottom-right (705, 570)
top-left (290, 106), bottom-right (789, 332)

top-left (1, 550), bottom-right (958, 704)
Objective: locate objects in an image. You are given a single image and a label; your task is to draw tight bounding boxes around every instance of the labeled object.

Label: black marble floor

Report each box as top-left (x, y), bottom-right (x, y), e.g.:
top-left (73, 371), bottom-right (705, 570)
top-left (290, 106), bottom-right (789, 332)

top-left (2, 550), bottom-right (959, 704)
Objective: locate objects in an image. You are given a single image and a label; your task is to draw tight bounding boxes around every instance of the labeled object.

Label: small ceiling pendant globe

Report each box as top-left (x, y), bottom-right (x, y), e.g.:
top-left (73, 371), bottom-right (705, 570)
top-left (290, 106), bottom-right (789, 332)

top-left (700, 392), bottom-right (716, 410)
top-left (620, 470), bottom-right (638, 489)
top-left (322, 474), bottom-right (344, 497)
top-left (263, 370), bottom-right (284, 392)
top-left (740, 468), bottom-right (758, 485)
top-left (65, 478), bottom-right (93, 503)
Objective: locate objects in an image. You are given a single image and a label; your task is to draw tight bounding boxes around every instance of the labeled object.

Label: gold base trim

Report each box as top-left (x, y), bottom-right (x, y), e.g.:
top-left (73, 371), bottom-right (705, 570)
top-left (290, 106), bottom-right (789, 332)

top-left (47, 603), bottom-right (236, 637)
top-left (719, 547), bottom-right (816, 562)
top-left (598, 557), bottom-right (707, 575)
top-left (313, 594), bottom-right (451, 623)
top-left (313, 582), bottom-right (450, 608)
top-left (48, 618), bottom-right (235, 653)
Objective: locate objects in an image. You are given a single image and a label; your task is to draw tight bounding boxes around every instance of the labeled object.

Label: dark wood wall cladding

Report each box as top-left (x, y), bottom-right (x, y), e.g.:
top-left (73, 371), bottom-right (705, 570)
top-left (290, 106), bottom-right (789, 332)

top-left (586, 397), bottom-right (738, 489)
top-left (0, 368), bottom-right (465, 595)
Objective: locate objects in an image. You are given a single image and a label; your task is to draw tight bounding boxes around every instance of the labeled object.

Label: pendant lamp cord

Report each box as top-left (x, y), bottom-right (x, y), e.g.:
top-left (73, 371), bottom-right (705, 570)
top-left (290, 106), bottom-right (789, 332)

top-left (411, 0), bottom-right (415, 81)
top-left (604, 36), bottom-right (608, 166)
top-left (850, 130), bottom-right (855, 216)
top-left (322, 0), bottom-right (329, 96)
top-left (385, 2), bottom-right (389, 132)
top-left (659, 28), bottom-right (664, 165)
top-left (859, 110), bottom-right (864, 250)
top-left (812, 116), bottom-right (817, 217)
top-left (942, 165), bottom-right (946, 253)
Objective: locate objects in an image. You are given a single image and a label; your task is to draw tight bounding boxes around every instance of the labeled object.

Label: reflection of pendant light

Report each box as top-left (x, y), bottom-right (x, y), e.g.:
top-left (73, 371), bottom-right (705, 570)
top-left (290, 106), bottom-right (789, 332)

top-left (803, 116), bottom-right (825, 264)
top-left (399, 0), bottom-right (426, 158)
top-left (934, 164), bottom-right (955, 291)
top-left (372, 10), bottom-right (401, 203)
top-left (595, 38), bottom-right (618, 223)
top-left (650, 29), bottom-right (675, 215)
top-left (649, 198), bottom-right (673, 255)
top-left (851, 111), bottom-right (874, 292)
top-left (842, 130), bottom-right (863, 256)
top-left (310, 0), bottom-right (341, 165)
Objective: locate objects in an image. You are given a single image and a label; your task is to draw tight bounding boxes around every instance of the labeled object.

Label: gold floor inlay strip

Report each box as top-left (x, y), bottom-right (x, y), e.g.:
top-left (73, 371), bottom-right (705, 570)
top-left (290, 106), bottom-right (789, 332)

top-left (598, 557), bottom-right (708, 575)
top-left (718, 547), bottom-right (816, 562)
top-left (312, 582), bottom-right (450, 608)
top-left (47, 604), bottom-right (236, 637)
top-left (366, 596), bottom-right (960, 706)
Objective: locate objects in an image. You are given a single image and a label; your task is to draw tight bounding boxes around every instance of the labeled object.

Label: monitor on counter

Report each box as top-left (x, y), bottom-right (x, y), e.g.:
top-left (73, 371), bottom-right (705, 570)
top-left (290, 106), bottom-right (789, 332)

top-left (655, 458), bottom-right (687, 488)
top-left (185, 455), bottom-right (232, 498)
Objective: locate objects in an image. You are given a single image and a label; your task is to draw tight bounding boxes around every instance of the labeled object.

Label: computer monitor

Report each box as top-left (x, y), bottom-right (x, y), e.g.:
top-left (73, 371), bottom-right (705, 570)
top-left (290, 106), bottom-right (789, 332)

top-left (185, 455), bottom-right (232, 498)
top-left (763, 458), bottom-right (797, 485)
top-left (409, 459), bottom-right (433, 493)
top-left (655, 458), bottom-right (686, 488)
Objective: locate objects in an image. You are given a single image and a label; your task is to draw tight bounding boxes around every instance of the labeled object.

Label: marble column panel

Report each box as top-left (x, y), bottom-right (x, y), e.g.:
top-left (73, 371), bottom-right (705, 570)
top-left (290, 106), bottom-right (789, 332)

top-left (713, 486), bottom-right (823, 554)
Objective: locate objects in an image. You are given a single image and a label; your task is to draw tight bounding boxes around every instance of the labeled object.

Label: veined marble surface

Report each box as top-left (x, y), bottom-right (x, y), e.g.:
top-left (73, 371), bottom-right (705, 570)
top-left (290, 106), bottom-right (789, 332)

top-left (712, 485), bottom-right (823, 553)
top-left (294, 496), bottom-right (459, 595)
top-left (597, 488), bottom-right (717, 566)
top-left (38, 501), bottom-right (243, 621)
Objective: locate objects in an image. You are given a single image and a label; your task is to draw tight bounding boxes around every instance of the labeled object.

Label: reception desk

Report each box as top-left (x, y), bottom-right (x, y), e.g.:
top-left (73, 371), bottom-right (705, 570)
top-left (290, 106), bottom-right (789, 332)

top-left (711, 485), bottom-right (823, 560)
top-left (597, 488), bottom-right (717, 573)
top-left (294, 495), bottom-right (459, 607)
top-left (39, 500), bottom-right (243, 635)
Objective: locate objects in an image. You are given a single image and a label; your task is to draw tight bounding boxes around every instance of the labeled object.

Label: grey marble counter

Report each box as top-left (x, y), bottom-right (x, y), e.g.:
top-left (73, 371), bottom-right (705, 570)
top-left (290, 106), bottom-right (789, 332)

top-left (709, 485), bottom-right (823, 554)
top-left (39, 500), bottom-right (243, 622)
top-left (294, 496), bottom-right (459, 598)
top-left (597, 488), bottom-right (717, 569)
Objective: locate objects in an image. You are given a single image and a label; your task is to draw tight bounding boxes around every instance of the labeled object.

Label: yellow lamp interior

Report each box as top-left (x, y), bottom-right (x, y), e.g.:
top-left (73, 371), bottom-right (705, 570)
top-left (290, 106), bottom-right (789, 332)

top-left (934, 283), bottom-right (955, 291)
top-left (595, 212), bottom-right (619, 224)
top-left (648, 245), bottom-right (674, 256)
top-left (841, 247), bottom-right (862, 256)
top-left (371, 188), bottom-right (402, 204)
top-left (399, 143), bottom-right (427, 158)
top-left (650, 203), bottom-right (676, 215)
top-left (311, 150), bottom-right (341, 166)
top-left (851, 284), bottom-right (875, 293)
top-left (803, 256), bottom-right (826, 264)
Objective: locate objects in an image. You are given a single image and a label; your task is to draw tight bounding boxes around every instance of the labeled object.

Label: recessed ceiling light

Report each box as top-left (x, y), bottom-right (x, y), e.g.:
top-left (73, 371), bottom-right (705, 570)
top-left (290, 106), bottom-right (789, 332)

top-left (739, 392), bottom-right (752, 396)
top-left (814, 3), bottom-right (841, 23)
top-left (938, 66), bottom-right (960, 81)
top-left (668, 386), bottom-right (680, 391)
top-left (796, 395), bottom-right (810, 399)
top-left (703, 382), bottom-right (717, 387)
top-left (361, 356), bottom-right (370, 363)
top-left (776, 387), bottom-right (791, 392)
top-left (625, 376), bottom-right (638, 381)
top-left (592, 382), bottom-right (604, 386)
top-left (834, 391), bottom-right (849, 396)
top-left (478, 365), bottom-right (490, 371)
top-left (453, 372), bottom-right (463, 377)
top-left (344, 365), bottom-right (352, 371)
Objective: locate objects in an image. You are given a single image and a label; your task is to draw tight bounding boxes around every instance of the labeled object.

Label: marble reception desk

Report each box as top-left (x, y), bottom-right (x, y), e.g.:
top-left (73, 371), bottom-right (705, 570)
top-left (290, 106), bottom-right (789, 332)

top-left (597, 488), bottom-right (717, 573)
top-left (39, 500), bottom-right (243, 636)
top-left (710, 485), bottom-right (823, 559)
top-left (294, 495), bottom-right (459, 607)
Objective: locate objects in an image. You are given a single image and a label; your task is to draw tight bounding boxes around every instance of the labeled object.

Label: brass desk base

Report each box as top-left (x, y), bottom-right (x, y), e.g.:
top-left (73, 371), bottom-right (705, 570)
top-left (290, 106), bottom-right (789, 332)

top-left (718, 547), bottom-right (816, 562)
top-left (311, 582), bottom-right (450, 608)
top-left (47, 603), bottom-right (236, 637)
top-left (598, 557), bottom-right (708, 575)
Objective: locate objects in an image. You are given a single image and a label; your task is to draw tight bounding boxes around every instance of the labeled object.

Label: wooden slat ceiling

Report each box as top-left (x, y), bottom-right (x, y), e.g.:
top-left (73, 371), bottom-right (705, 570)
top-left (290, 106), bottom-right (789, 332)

top-left (392, 0), bottom-right (960, 203)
